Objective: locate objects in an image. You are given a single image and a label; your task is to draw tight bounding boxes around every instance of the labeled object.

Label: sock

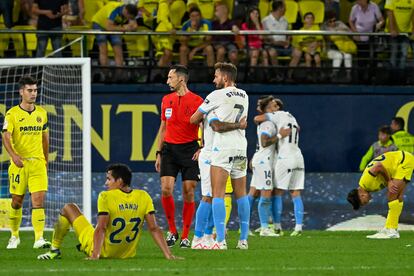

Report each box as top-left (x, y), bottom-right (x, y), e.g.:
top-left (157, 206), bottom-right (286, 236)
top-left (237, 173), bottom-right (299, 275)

top-left (32, 208), bottom-right (46, 241)
top-left (385, 200), bottom-right (403, 229)
top-left (293, 196), bottom-right (304, 228)
top-left (237, 196), bottom-right (250, 241)
top-left (224, 196), bottom-right (232, 226)
top-left (9, 206), bottom-right (22, 238)
top-left (161, 195), bottom-right (177, 234)
top-left (205, 210), bottom-right (214, 235)
top-left (194, 201), bottom-right (210, 238)
top-left (248, 195), bottom-right (256, 213)
top-left (258, 197), bottom-right (272, 228)
top-left (181, 201), bottom-right (195, 239)
top-left (212, 198), bottom-right (226, 242)
top-left (272, 196), bottom-right (283, 225)
top-left (51, 214), bottom-right (71, 249)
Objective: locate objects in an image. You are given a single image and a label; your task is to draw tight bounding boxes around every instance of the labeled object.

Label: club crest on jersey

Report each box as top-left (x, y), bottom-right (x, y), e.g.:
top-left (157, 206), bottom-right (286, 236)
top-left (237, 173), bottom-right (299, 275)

top-left (165, 108), bottom-right (172, 119)
top-left (36, 116), bottom-right (42, 123)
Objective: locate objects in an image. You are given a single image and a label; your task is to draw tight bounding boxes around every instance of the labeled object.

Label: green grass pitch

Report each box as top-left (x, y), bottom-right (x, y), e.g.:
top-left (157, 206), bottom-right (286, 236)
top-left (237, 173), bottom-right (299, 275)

top-left (1, 230), bottom-right (413, 275)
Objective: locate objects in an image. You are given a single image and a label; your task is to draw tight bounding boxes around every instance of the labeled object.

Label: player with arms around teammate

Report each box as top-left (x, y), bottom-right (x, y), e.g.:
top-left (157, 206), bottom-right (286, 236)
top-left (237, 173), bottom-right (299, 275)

top-left (347, 151), bottom-right (414, 239)
top-left (155, 65), bottom-right (204, 248)
top-left (38, 163), bottom-right (180, 260)
top-left (255, 99), bottom-right (305, 236)
top-left (252, 96), bottom-right (290, 237)
top-left (2, 76), bottom-right (51, 249)
top-left (191, 62), bottom-right (250, 249)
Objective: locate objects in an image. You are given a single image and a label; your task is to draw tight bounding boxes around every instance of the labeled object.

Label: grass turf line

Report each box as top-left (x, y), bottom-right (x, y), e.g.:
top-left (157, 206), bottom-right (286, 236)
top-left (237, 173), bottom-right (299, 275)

top-left (0, 230), bottom-right (413, 275)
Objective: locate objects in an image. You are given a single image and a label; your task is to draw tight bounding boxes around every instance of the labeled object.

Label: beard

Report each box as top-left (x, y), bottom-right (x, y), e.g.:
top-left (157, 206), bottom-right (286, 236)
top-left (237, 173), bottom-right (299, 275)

top-left (215, 81), bottom-right (224, 89)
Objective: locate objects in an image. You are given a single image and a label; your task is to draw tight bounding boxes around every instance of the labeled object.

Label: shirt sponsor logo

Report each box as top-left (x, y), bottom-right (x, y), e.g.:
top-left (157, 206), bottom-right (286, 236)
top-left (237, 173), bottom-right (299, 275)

top-left (165, 108), bottom-right (172, 119)
top-left (20, 126), bottom-right (42, 132)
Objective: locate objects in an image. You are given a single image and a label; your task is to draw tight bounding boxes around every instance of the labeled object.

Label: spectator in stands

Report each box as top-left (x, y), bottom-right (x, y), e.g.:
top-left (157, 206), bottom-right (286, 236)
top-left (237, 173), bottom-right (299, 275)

top-left (65, 0), bottom-right (85, 26)
top-left (262, 1), bottom-right (291, 68)
top-left (32, 0), bottom-right (69, 57)
top-left (390, 117), bottom-right (414, 153)
top-left (0, 0), bottom-right (13, 28)
top-left (155, 0), bottom-right (186, 67)
top-left (290, 12), bottom-right (323, 74)
top-left (212, 2), bottom-right (239, 65)
top-left (385, 0), bottom-right (414, 70)
top-left (241, 6), bottom-right (269, 72)
top-left (187, 0), bottom-right (216, 21)
top-left (325, 0), bottom-right (340, 18)
top-left (19, 0), bottom-right (37, 27)
top-left (349, 0), bottom-right (384, 74)
top-left (359, 125), bottom-right (398, 171)
top-left (92, 2), bottom-right (138, 68)
top-left (322, 11), bottom-right (356, 80)
top-left (137, 0), bottom-right (159, 29)
top-left (179, 6), bottom-right (215, 67)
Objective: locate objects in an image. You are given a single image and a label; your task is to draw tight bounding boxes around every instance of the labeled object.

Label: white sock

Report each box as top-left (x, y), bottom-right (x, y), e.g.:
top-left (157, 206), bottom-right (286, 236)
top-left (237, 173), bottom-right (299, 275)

top-left (274, 223), bottom-right (282, 230)
top-left (295, 224), bottom-right (302, 231)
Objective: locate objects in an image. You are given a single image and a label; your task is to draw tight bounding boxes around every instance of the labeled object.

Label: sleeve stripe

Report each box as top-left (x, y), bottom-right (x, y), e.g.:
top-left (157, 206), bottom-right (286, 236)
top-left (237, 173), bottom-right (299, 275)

top-left (198, 107), bottom-right (208, 114)
top-left (260, 131), bottom-right (272, 137)
top-left (208, 117), bottom-right (219, 124)
top-left (148, 211), bottom-right (155, 215)
top-left (97, 212), bottom-right (109, 216)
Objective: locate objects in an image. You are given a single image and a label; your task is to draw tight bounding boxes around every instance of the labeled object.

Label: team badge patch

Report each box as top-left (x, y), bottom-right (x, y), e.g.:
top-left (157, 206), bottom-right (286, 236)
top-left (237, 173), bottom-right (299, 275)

top-left (165, 108), bottom-right (172, 119)
top-left (37, 116), bottom-right (42, 123)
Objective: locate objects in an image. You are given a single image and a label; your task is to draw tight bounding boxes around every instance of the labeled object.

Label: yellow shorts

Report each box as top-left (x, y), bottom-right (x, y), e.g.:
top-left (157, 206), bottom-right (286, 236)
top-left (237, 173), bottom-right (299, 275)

top-left (73, 215), bottom-right (94, 256)
top-left (395, 151), bottom-right (414, 181)
top-left (225, 176), bottom-right (233, 194)
top-left (155, 36), bottom-right (174, 52)
top-left (8, 158), bottom-right (48, 196)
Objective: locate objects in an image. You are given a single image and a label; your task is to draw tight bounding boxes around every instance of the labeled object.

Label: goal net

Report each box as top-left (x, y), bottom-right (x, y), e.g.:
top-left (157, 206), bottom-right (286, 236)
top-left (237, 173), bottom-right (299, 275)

top-left (0, 58), bottom-right (91, 229)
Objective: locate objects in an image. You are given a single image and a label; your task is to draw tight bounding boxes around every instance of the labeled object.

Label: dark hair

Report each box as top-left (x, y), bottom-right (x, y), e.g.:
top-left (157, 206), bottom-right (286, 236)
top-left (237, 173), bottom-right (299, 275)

top-left (170, 64), bottom-right (189, 81)
top-left (125, 4), bottom-right (138, 17)
top-left (303, 12), bottom-right (314, 19)
top-left (18, 75), bottom-right (37, 89)
top-left (107, 163), bottom-right (132, 186)
top-left (325, 10), bottom-right (336, 21)
top-left (259, 96), bottom-right (274, 113)
top-left (189, 6), bottom-right (201, 16)
top-left (272, 1), bottom-right (285, 12)
top-left (378, 125), bottom-right (392, 135)
top-left (392, 117), bottom-right (405, 130)
top-left (214, 62), bottom-right (237, 82)
top-left (246, 6), bottom-right (261, 29)
top-left (347, 189), bottom-right (361, 210)
top-left (274, 98), bottom-right (284, 110)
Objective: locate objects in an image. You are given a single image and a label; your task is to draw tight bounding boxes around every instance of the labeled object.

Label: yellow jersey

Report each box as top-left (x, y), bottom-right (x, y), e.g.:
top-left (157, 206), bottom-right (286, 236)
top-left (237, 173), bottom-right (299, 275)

top-left (385, 0), bottom-right (414, 32)
top-left (2, 105), bottom-right (48, 161)
top-left (92, 2), bottom-right (126, 29)
top-left (359, 151), bottom-right (414, 192)
top-left (98, 189), bottom-right (155, 259)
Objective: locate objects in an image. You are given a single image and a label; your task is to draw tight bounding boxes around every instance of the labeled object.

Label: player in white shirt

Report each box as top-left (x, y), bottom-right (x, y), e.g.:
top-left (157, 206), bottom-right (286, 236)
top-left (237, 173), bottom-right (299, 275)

top-left (190, 110), bottom-right (246, 249)
top-left (251, 96), bottom-right (290, 237)
top-left (191, 62), bottom-right (250, 250)
top-left (254, 99), bottom-right (305, 236)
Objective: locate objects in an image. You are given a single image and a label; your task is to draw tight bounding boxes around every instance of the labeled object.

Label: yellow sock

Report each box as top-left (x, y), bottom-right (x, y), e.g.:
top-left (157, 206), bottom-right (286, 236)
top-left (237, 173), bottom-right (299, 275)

top-left (9, 206), bottom-right (22, 237)
top-left (385, 200), bottom-right (403, 229)
top-left (224, 195), bottom-right (232, 226)
top-left (32, 208), bottom-right (45, 241)
top-left (51, 214), bottom-right (71, 249)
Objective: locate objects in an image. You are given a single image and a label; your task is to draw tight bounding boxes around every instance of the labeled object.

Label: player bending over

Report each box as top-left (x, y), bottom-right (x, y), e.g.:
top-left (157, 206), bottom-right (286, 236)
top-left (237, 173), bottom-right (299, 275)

top-left (347, 151), bottom-right (414, 239)
top-left (38, 164), bottom-right (180, 260)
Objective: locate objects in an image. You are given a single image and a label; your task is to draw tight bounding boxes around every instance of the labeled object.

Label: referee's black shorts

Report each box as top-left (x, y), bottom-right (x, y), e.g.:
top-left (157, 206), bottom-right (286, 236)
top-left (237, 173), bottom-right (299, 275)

top-left (160, 141), bottom-right (200, 181)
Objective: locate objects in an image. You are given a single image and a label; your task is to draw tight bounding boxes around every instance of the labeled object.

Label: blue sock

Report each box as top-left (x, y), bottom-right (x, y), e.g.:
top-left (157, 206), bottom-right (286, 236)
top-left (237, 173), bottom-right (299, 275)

top-left (293, 196), bottom-right (304, 225)
top-left (205, 210), bottom-right (214, 235)
top-left (272, 196), bottom-right (283, 224)
top-left (237, 196), bottom-right (250, 241)
top-left (194, 201), bottom-right (211, 238)
top-left (212, 198), bottom-right (226, 242)
top-left (258, 197), bottom-right (272, 228)
top-left (248, 195), bottom-right (256, 213)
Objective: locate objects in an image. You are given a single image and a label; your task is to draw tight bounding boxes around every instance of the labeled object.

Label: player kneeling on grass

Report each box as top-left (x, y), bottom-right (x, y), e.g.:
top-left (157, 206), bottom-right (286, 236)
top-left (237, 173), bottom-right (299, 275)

top-left (38, 163), bottom-right (181, 260)
top-left (347, 151), bottom-right (414, 239)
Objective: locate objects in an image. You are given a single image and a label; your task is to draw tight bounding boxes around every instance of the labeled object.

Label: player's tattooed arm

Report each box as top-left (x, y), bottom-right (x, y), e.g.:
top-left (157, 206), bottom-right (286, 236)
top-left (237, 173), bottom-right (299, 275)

top-left (210, 116), bottom-right (247, 133)
top-left (261, 127), bottom-right (291, 147)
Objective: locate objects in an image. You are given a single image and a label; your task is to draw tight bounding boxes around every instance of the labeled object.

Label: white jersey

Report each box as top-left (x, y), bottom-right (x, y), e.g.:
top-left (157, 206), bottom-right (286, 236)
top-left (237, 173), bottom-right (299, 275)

top-left (252, 121), bottom-right (276, 165)
top-left (201, 112), bottom-right (216, 153)
top-left (266, 111), bottom-right (301, 155)
top-left (198, 86), bottom-right (248, 151)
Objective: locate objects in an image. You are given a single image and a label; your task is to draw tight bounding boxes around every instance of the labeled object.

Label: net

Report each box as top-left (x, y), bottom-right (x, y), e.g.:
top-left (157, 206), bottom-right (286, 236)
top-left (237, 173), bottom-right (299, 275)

top-left (0, 58), bottom-right (91, 229)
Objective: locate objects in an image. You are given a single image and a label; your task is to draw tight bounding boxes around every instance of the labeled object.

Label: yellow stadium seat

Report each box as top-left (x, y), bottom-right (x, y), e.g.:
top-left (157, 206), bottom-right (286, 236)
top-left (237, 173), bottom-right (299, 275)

top-left (84, 0), bottom-right (106, 26)
top-left (0, 27), bottom-right (10, 57)
top-left (258, 0), bottom-right (272, 20)
top-left (170, 0), bottom-right (186, 29)
top-left (298, 0), bottom-right (325, 24)
top-left (285, 0), bottom-right (299, 24)
top-left (64, 25), bottom-right (95, 57)
top-left (124, 27), bottom-right (150, 58)
top-left (11, 25), bottom-right (53, 57)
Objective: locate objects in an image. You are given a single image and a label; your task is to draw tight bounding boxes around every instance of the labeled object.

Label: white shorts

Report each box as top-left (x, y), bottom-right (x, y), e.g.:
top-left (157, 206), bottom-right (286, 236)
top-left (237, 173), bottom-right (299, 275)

top-left (210, 149), bottom-right (247, 179)
top-left (251, 161), bottom-right (273, 190)
top-left (274, 151), bottom-right (305, 190)
top-left (198, 150), bottom-right (212, 197)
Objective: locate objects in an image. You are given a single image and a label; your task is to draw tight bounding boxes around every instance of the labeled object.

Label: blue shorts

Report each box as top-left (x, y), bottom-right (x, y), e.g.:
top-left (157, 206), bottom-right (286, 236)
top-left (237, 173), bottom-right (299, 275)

top-left (92, 23), bottom-right (122, 46)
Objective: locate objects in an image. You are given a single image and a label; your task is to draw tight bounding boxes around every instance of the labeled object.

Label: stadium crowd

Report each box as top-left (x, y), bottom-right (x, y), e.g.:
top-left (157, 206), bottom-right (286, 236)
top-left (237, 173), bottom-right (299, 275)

top-left (1, 0), bottom-right (414, 83)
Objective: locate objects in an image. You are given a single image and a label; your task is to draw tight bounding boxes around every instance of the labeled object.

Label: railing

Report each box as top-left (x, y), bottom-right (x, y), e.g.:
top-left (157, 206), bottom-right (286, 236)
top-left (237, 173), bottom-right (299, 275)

top-left (0, 28), bottom-right (412, 85)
